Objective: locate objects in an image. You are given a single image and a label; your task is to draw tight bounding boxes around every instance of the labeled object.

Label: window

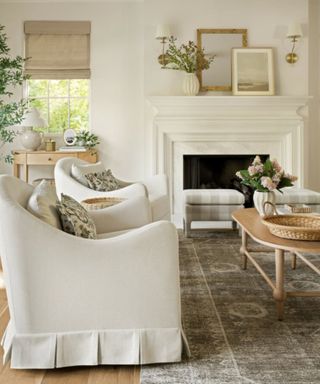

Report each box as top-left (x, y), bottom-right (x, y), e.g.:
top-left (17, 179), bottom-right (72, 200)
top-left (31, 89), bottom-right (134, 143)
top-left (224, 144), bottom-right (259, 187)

top-left (24, 21), bottom-right (91, 134)
top-left (27, 79), bottom-right (89, 134)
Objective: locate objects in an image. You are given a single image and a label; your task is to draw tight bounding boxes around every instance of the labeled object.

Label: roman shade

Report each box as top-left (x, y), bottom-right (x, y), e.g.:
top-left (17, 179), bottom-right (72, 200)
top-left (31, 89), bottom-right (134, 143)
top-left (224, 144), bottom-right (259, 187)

top-left (24, 21), bottom-right (91, 79)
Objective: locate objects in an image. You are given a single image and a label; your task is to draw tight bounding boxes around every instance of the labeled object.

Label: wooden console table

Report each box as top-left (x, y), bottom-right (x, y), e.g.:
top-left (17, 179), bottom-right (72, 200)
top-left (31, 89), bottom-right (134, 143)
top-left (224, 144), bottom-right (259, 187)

top-left (13, 150), bottom-right (97, 183)
top-left (232, 208), bottom-right (320, 320)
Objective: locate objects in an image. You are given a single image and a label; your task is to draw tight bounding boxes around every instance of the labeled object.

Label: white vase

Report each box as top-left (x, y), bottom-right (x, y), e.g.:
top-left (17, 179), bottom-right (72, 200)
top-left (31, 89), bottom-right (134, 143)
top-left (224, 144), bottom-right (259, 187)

top-left (182, 73), bottom-right (200, 96)
top-left (20, 127), bottom-right (43, 151)
top-left (253, 190), bottom-right (276, 216)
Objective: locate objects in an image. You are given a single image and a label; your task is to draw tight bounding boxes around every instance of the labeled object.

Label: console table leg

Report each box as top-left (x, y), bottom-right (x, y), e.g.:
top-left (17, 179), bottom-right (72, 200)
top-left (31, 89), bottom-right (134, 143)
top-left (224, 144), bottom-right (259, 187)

top-left (273, 249), bottom-right (286, 321)
top-left (291, 252), bottom-right (297, 270)
top-left (240, 229), bottom-right (248, 270)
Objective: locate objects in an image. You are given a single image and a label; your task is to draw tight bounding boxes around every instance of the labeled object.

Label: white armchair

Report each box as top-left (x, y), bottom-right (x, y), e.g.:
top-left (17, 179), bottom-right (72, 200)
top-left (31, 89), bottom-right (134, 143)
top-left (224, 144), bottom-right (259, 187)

top-left (0, 175), bottom-right (188, 369)
top-left (54, 158), bottom-right (170, 221)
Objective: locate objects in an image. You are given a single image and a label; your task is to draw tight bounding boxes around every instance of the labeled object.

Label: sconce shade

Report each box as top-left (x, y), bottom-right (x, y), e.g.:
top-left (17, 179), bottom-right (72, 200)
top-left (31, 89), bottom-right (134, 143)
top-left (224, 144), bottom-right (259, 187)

top-left (155, 24), bottom-right (171, 39)
top-left (287, 22), bottom-right (303, 38)
top-left (20, 107), bottom-right (47, 127)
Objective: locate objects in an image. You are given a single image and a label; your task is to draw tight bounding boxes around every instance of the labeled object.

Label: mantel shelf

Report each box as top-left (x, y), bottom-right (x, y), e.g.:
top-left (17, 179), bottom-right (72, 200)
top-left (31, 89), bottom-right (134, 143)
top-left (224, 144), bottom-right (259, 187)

top-left (147, 95), bottom-right (310, 119)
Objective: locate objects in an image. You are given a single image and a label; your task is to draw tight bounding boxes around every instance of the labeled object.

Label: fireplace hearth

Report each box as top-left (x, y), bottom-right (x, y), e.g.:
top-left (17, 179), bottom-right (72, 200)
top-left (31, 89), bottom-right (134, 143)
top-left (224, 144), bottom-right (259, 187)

top-left (183, 154), bottom-right (269, 207)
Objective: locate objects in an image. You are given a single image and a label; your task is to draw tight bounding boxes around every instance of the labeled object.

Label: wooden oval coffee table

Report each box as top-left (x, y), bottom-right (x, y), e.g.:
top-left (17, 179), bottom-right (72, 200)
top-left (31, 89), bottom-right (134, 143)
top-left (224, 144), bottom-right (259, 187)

top-left (232, 208), bottom-right (320, 320)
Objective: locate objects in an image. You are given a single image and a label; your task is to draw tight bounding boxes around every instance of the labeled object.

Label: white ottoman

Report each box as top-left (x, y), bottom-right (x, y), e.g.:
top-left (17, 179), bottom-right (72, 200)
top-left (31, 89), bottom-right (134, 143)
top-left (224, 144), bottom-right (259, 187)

top-left (183, 189), bottom-right (245, 237)
top-left (275, 187), bottom-right (320, 212)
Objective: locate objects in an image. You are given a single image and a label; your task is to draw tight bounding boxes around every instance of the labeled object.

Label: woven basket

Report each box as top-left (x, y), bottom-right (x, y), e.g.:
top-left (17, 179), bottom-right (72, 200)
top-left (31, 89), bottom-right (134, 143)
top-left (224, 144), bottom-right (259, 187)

top-left (262, 214), bottom-right (320, 241)
top-left (81, 197), bottom-right (125, 210)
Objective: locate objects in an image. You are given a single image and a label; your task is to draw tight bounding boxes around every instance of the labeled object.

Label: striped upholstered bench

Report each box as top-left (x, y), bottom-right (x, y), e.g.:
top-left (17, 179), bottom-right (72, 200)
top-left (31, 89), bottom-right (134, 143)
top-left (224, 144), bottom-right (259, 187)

top-left (275, 187), bottom-right (320, 212)
top-left (183, 189), bottom-right (245, 237)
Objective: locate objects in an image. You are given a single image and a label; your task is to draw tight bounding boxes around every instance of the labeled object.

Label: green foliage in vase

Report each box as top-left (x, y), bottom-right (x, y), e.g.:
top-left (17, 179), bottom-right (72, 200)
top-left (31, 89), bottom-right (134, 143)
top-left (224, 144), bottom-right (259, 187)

top-left (75, 129), bottom-right (99, 150)
top-left (165, 37), bottom-right (215, 73)
top-left (236, 156), bottom-right (297, 193)
top-left (0, 24), bottom-right (29, 164)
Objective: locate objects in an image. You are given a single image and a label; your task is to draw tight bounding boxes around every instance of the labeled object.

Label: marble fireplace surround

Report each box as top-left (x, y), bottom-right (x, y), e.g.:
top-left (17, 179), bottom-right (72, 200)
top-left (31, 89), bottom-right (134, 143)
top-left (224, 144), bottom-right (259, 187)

top-left (147, 96), bottom-right (309, 224)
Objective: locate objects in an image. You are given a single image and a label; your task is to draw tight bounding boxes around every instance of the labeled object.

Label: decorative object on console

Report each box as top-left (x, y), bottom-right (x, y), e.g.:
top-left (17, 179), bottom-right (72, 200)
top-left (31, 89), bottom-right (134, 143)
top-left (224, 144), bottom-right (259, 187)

top-left (155, 24), bottom-right (171, 67)
top-left (236, 156), bottom-right (297, 216)
top-left (197, 28), bottom-right (248, 92)
top-left (19, 108), bottom-right (46, 150)
top-left (232, 48), bottom-right (275, 95)
top-left (45, 138), bottom-right (56, 152)
top-left (81, 196), bottom-right (125, 210)
top-left (85, 170), bottom-right (120, 192)
top-left (164, 37), bottom-right (215, 96)
top-left (286, 22), bottom-right (303, 64)
top-left (56, 193), bottom-right (97, 239)
top-left (75, 129), bottom-right (100, 150)
top-left (63, 128), bottom-right (77, 146)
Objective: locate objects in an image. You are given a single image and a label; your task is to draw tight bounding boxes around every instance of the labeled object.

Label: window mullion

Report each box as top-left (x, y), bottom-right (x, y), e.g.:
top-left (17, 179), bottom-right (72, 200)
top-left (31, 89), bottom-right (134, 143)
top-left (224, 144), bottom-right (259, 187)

top-left (47, 81), bottom-right (50, 134)
top-left (68, 80), bottom-right (71, 129)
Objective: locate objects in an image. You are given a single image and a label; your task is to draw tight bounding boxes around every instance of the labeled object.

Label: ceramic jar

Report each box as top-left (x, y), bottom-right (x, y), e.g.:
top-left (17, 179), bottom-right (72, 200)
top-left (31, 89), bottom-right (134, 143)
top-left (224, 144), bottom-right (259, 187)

top-left (182, 73), bottom-right (200, 96)
top-left (20, 127), bottom-right (43, 151)
top-left (253, 190), bottom-right (276, 216)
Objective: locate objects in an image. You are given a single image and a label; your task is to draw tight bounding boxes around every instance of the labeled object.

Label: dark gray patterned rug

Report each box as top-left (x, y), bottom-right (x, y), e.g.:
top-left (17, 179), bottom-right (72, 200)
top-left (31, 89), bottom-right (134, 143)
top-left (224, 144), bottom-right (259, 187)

top-left (141, 230), bottom-right (320, 384)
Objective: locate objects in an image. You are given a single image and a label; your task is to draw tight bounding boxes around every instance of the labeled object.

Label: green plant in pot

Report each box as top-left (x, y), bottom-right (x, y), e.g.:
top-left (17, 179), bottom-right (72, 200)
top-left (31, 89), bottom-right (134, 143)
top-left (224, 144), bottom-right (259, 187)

top-left (0, 24), bottom-right (29, 164)
top-left (75, 129), bottom-right (100, 151)
top-left (164, 37), bottom-right (214, 96)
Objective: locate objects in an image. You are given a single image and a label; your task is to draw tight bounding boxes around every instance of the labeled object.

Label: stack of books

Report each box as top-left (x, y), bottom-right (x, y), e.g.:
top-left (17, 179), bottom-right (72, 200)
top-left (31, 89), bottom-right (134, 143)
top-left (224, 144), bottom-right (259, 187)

top-left (59, 146), bottom-right (87, 152)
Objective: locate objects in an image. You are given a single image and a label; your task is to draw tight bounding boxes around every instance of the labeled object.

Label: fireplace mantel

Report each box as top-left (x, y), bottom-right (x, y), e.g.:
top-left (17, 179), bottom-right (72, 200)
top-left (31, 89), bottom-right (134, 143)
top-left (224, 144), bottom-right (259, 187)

top-left (146, 95), bottom-right (310, 224)
top-left (147, 95), bottom-right (309, 118)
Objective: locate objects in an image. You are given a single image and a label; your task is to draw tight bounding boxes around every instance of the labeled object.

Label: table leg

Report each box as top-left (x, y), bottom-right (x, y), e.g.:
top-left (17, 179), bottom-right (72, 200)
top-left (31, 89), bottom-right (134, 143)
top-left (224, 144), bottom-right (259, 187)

top-left (290, 252), bottom-right (297, 270)
top-left (23, 164), bottom-right (29, 183)
top-left (13, 163), bottom-right (19, 179)
top-left (273, 249), bottom-right (287, 321)
top-left (240, 228), bottom-right (248, 270)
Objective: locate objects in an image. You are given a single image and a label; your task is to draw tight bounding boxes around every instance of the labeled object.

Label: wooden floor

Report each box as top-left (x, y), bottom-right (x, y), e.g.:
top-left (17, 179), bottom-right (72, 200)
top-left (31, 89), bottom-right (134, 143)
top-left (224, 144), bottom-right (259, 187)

top-left (0, 286), bottom-right (140, 384)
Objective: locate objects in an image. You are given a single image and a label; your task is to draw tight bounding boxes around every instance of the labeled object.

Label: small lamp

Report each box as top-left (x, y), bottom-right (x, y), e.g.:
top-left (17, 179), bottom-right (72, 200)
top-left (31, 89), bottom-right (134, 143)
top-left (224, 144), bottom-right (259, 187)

top-left (286, 22), bottom-right (303, 64)
top-left (21, 107), bottom-right (47, 128)
top-left (155, 24), bottom-right (171, 67)
top-left (19, 108), bottom-right (48, 151)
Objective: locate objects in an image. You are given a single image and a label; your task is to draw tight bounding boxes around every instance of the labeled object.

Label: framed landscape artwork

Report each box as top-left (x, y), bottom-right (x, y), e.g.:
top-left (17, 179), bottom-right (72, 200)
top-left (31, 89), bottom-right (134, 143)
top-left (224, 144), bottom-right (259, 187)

top-left (232, 48), bottom-right (275, 95)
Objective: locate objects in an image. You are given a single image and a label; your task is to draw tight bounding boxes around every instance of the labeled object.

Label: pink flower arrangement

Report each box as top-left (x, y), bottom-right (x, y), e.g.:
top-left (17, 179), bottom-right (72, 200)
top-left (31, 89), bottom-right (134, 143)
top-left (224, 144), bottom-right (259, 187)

top-left (236, 156), bottom-right (297, 192)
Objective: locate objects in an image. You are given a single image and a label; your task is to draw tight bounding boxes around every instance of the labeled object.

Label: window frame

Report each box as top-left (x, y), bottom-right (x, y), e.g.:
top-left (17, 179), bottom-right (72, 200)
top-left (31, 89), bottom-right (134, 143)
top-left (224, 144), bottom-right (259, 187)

top-left (24, 79), bottom-right (91, 136)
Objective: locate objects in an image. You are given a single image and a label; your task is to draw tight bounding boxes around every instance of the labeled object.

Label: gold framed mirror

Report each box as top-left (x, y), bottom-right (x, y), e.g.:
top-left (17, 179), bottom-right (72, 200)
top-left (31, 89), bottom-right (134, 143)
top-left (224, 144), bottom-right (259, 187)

top-left (197, 29), bottom-right (248, 92)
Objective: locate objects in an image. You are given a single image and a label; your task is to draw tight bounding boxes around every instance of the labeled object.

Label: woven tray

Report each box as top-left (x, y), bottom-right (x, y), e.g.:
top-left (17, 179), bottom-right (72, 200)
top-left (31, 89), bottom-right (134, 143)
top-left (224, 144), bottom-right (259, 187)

top-left (262, 214), bottom-right (320, 241)
top-left (81, 197), bottom-right (125, 210)
top-left (284, 204), bottom-right (312, 214)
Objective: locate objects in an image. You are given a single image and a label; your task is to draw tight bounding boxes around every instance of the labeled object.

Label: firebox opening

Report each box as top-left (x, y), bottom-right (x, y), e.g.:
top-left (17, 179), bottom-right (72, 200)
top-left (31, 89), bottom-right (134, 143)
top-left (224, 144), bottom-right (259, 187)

top-left (183, 154), bottom-right (269, 207)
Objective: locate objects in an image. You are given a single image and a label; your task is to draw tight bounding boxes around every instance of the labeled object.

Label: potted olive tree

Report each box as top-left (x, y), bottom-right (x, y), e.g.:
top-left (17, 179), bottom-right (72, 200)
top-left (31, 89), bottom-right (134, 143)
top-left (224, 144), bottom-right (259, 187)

top-left (0, 24), bottom-right (29, 165)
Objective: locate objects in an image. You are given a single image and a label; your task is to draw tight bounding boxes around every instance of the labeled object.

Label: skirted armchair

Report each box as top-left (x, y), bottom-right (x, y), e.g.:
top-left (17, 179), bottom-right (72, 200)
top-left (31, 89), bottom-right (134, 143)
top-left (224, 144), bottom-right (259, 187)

top-left (54, 158), bottom-right (170, 221)
top-left (0, 175), bottom-right (188, 369)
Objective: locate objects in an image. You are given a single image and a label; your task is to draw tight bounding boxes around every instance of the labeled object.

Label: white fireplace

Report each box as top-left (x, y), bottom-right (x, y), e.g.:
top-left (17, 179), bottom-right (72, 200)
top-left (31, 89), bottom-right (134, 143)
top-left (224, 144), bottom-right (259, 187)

top-left (147, 96), bottom-right (309, 225)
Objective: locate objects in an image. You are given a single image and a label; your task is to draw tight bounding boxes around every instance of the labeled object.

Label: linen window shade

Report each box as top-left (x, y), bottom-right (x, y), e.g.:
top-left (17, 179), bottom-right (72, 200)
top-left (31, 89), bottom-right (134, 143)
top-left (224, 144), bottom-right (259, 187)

top-left (24, 21), bottom-right (91, 79)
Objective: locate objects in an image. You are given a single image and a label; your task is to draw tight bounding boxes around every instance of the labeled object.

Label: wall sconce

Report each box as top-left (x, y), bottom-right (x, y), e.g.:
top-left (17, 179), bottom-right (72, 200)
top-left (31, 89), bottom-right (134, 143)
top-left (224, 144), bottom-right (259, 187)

top-left (155, 24), bottom-right (171, 67)
top-left (286, 22), bottom-right (303, 64)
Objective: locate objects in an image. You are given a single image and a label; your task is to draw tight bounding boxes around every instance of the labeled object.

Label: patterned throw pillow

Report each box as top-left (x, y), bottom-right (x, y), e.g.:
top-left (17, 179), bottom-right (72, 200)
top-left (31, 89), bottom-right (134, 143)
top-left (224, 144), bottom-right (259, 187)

top-left (85, 170), bottom-right (120, 192)
top-left (56, 194), bottom-right (97, 239)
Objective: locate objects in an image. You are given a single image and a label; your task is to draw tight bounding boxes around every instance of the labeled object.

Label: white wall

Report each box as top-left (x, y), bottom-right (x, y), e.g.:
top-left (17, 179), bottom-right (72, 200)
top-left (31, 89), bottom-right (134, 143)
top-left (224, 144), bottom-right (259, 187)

top-left (308, 0), bottom-right (320, 191)
top-left (0, 1), bottom-right (144, 181)
top-left (1, 0), bottom-right (318, 190)
top-left (144, 0), bottom-right (308, 96)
